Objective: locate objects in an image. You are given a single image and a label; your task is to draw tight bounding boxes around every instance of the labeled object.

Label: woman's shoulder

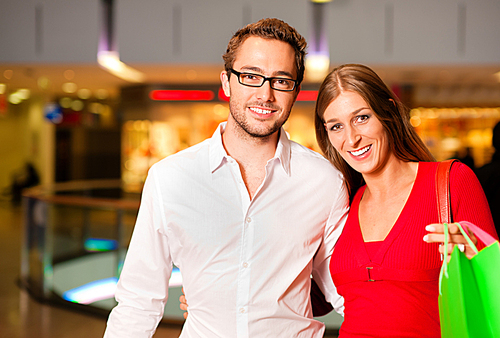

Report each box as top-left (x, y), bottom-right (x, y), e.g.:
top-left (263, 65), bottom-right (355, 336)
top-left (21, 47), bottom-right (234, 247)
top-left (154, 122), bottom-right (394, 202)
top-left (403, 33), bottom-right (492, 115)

top-left (417, 160), bottom-right (473, 177)
top-left (449, 161), bottom-right (476, 180)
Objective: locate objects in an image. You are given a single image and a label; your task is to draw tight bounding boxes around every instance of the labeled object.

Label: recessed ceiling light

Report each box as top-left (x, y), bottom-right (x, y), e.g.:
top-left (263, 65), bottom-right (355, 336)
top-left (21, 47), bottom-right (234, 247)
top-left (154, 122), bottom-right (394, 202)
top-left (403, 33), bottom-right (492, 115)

top-left (38, 76), bottom-right (50, 90)
top-left (71, 100), bottom-right (84, 111)
top-left (59, 97), bottom-right (72, 108)
top-left (96, 89), bottom-right (109, 100)
top-left (494, 71), bottom-right (500, 82)
top-left (17, 89), bottom-right (30, 100)
top-left (62, 82), bottom-right (77, 93)
top-left (3, 70), bottom-right (13, 80)
top-left (63, 69), bottom-right (75, 80)
top-left (77, 88), bottom-right (92, 100)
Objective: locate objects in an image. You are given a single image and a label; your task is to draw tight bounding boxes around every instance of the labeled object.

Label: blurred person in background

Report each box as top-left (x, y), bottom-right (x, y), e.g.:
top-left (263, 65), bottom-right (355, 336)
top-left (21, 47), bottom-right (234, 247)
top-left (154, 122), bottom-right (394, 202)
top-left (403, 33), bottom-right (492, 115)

top-left (5, 162), bottom-right (40, 204)
top-left (103, 18), bottom-right (349, 338)
top-left (475, 121), bottom-right (500, 235)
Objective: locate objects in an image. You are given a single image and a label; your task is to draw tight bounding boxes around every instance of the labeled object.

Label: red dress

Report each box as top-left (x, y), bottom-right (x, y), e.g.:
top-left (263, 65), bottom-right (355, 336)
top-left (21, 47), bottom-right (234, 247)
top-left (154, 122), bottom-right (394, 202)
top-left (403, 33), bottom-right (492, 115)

top-left (330, 162), bottom-right (497, 337)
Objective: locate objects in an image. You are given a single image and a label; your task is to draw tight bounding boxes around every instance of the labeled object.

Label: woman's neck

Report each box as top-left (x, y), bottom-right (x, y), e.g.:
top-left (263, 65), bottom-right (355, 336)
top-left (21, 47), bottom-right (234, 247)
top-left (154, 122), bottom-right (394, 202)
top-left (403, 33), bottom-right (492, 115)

top-left (362, 160), bottom-right (419, 200)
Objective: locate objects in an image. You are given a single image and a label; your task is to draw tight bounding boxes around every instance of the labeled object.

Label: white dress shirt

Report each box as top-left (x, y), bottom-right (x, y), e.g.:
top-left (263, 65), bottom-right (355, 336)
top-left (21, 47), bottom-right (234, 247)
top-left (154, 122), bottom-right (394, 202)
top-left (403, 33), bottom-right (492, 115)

top-left (104, 122), bottom-right (349, 338)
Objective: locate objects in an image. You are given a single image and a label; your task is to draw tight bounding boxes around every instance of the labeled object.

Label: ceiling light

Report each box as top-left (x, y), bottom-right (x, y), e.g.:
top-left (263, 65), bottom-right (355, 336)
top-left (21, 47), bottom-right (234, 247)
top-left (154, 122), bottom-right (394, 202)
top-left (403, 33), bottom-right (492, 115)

top-left (17, 89), bottom-right (30, 100)
top-left (77, 88), bottom-right (92, 100)
top-left (71, 100), bottom-right (84, 111)
top-left (63, 69), bottom-right (75, 80)
top-left (97, 51), bottom-right (145, 83)
top-left (38, 77), bottom-right (50, 90)
top-left (8, 93), bottom-right (22, 104)
top-left (7, 89), bottom-right (30, 104)
top-left (3, 70), bottom-right (13, 80)
top-left (59, 97), bottom-right (72, 108)
top-left (62, 82), bottom-right (77, 93)
top-left (495, 71), bottom-right (500, 82)
top-left (96, 89), bottom-right (109, 100)
top-left (305, 53), bottom-right (330, 82)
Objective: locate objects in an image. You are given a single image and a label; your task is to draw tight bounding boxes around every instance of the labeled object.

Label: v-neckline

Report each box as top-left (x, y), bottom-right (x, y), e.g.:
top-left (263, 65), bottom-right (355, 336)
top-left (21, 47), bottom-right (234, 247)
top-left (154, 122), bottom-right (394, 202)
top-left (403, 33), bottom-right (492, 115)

top-left (351, 163), bottom-right (423, 266)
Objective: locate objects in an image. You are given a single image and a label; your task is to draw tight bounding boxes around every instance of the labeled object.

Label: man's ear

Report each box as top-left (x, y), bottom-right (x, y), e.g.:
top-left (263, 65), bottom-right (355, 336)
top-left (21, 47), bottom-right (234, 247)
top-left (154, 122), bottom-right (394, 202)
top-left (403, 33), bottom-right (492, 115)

top-left (292, 84), bottom-right (301, 103)
top-left (221, 70), bottom-right (231, 98)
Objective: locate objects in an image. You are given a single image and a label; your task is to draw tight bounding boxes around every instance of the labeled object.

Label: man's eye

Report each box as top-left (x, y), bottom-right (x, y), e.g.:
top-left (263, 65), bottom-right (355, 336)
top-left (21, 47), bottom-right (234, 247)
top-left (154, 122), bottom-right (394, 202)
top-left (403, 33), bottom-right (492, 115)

top-left (242, 74), bottom-right (259, 80)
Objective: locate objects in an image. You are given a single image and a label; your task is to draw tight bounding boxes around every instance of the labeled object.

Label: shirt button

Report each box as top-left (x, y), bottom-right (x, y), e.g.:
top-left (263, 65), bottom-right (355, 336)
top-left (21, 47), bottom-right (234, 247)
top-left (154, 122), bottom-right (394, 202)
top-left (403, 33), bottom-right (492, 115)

top-left (242, 262), bottom-right (248, 268)
top-left (239, 308), bottom-right (245, 313)
top-left (246, 217), bottom-right (252, 223)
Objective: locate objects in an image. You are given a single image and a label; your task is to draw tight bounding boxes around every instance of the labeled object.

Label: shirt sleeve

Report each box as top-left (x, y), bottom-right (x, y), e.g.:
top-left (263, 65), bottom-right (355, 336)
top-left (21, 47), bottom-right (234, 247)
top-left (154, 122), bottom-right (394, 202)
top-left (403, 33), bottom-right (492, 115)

top-left (450, 162), bottom-right (499, 249)
top-left (311, 180), bottom-right (349, 316)
top-left (104, 165), bottom-right (173, 338)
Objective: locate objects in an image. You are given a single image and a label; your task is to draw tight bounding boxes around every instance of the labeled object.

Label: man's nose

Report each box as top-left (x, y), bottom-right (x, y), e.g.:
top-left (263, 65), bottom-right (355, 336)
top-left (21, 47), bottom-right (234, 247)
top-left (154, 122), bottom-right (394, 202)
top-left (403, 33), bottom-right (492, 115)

top-left (255, 80), bottom-right (275, 101)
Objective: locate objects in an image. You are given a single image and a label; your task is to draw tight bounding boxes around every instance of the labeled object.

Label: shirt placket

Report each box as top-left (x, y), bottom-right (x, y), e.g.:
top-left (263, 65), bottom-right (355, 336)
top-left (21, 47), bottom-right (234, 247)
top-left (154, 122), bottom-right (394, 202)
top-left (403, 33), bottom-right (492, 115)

top-left (227, 157), bottom-right (256, 338)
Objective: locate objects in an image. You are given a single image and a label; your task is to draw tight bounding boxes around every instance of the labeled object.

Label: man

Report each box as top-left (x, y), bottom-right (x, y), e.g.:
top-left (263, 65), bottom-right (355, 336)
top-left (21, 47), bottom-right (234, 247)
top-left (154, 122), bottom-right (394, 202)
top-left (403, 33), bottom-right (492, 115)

top-left (103, 18), bottom-right (348, 338)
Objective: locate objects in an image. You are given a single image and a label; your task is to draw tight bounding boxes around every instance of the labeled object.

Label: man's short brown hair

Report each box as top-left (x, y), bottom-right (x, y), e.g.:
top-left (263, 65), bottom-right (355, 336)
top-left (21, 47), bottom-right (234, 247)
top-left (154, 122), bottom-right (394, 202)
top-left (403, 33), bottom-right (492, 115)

top-left (222, 18), bottom-right (307, 86)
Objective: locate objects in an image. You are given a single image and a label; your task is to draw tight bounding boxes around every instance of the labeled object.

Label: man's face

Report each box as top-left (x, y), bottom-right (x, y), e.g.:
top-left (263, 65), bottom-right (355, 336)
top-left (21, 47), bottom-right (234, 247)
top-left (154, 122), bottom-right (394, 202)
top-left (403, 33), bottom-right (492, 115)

top-left (221, 36), bottom-right (299, 139)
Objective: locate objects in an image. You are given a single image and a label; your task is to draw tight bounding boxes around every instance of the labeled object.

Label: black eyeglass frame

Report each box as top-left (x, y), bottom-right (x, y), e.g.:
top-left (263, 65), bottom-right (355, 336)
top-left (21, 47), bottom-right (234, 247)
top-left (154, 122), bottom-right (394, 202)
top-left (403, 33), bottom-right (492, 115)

top-left (229, 68), bottom-right (298, 92)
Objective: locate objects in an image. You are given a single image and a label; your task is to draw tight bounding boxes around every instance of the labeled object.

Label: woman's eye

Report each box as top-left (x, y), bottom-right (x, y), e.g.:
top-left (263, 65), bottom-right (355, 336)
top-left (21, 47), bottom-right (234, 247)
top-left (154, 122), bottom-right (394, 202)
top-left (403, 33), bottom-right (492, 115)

top-left (328, 124), bottom-right (342, 132)
top-left (355, 115), bottom-right (370, 123)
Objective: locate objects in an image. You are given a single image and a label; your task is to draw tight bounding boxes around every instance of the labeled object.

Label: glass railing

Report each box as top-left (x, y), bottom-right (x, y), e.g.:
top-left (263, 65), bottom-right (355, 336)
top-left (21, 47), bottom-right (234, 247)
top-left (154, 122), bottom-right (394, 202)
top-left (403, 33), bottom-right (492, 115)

top-left (20, 179), bottom-right (186, 324)
top-left (20, 179), bottom-right (342, 332)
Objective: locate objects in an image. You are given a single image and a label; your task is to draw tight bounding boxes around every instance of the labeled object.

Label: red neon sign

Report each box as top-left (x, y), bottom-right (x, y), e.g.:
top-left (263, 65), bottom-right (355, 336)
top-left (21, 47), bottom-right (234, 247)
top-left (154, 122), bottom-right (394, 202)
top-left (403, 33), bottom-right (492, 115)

top-left (296, 90), bottom-right (318, 101)
top-left (149, 90), bottom-right (215, 101)
top-left (218, 87), bottom-right (229, 102)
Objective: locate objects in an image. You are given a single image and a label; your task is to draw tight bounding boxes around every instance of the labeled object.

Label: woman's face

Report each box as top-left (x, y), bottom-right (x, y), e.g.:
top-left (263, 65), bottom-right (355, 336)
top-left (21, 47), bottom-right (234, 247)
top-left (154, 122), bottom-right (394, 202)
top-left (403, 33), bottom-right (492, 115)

top-left (323, 91), bottom-right (392, 176)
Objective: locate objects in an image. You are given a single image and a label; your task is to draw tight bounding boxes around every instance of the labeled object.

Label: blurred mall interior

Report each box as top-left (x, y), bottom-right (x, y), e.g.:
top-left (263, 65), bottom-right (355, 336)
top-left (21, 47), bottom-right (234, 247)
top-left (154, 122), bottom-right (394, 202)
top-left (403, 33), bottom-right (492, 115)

top-left (0, 0), bottom-right (499, 337)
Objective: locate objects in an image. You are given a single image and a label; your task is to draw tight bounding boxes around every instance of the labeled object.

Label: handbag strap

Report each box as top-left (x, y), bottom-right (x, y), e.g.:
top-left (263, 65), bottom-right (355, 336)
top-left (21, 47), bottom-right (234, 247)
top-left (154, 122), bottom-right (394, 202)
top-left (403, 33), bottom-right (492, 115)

top-left (437, 160), bottom-right (457, 290)
top-left (436, 160), bottom-right (457, 224)
top-left (435, 159), bottom-right (496, 247)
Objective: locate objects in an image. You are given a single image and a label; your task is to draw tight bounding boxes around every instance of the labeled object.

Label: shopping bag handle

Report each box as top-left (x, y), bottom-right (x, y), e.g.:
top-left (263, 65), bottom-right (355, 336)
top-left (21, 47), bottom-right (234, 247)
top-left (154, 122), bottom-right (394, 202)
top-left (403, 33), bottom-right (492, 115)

top-left (441, 222), bottom-right (466, 293)
top-left (440, 221), bottom-right (497, 293)
top-left (457, 220), bottom-right (497, 248)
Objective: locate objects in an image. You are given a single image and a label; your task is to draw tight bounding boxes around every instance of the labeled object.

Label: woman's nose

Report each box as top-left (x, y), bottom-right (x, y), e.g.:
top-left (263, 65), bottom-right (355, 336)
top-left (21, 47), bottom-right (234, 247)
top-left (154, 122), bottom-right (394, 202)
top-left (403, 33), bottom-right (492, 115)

top-left (346, 126), bottom-right (361, 146)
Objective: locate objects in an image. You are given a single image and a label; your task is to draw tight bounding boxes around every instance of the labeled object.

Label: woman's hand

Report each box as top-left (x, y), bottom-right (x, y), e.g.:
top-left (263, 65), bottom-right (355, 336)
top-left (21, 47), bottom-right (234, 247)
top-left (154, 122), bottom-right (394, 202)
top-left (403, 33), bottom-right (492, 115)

top-left (423, 222), bottom-right (478, 260)
top-left (179, 288), bottom-right (188, 319)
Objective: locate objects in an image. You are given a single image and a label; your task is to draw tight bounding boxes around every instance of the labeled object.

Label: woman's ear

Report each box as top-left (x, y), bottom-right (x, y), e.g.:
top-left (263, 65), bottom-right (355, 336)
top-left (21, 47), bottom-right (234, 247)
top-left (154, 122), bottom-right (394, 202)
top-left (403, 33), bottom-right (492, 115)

top-left (389, 98), bottom-right (396, 107)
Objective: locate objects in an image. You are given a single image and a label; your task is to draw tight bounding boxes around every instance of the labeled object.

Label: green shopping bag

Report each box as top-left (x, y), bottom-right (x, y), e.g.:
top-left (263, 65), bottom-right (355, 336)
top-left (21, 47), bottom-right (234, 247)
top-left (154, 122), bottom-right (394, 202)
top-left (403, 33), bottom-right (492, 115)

top-left (439, 221), bottom-right (500, 337)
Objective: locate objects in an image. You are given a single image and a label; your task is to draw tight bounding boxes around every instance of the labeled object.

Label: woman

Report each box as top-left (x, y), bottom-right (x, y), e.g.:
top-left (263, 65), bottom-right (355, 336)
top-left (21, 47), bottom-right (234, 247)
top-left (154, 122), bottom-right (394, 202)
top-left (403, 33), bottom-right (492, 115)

top-left (315, 64), bottom-right (497, 337)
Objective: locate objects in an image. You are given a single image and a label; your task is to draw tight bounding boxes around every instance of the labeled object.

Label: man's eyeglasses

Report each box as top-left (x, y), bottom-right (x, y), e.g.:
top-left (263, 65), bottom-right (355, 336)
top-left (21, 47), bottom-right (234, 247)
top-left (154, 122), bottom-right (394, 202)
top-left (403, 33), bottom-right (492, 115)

top-left (229, 69), bottom-right (297, 92)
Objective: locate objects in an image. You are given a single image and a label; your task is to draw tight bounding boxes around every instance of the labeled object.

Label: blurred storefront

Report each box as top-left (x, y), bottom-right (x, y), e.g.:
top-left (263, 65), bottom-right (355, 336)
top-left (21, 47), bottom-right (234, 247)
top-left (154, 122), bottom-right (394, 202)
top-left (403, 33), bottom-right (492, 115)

top-left (118, 84), bottom-right (322, 192)
top-left (118, 82), bottom-right (500, 193)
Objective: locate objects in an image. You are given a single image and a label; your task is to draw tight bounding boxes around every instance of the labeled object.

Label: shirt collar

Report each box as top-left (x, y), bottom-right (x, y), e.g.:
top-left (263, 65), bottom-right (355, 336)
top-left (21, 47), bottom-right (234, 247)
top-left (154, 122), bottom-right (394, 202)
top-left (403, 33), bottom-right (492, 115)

top-left (209, 122), bottom-right (228, 173)
top-left (208, 122), bottom-right (292, 176)
top-left (275, 128), bottom-right (292, 176)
